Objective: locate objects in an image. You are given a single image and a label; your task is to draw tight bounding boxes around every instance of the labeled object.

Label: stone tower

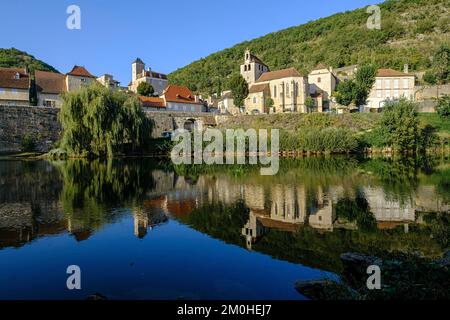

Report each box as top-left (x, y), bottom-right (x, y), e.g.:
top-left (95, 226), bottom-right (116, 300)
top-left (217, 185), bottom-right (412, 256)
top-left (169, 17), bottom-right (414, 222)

top-left (132, 58), bottom-right (145, 82)
top-left (240, 49), bottom-right (269, 84)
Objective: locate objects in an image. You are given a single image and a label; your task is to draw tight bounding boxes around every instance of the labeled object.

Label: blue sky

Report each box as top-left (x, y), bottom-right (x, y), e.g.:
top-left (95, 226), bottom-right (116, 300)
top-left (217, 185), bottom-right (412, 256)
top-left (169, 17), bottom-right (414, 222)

top-left (1, 0), bottom-right (377, 85)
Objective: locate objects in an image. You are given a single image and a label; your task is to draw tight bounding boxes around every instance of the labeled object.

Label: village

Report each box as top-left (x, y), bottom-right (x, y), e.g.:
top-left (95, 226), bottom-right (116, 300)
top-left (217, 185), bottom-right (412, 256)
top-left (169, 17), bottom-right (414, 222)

top-left (0, 49), bottom-right (435, 118)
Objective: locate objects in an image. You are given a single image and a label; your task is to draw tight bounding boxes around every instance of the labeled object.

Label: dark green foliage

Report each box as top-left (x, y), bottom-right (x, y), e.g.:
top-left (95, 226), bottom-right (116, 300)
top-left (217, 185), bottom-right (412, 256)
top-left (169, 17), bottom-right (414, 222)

top-left (0, 48), bottom-right (58, 72)
top-left (432, 44), bottom-right (450, 84)
top-left (21, 134), bottom-right (36, 152)
top-left (423, 71), bottom-right (437, 85)
top-left (305, 96), bottom-right (315, 112)
top-left (168, 0), bottom-right (450, 95)
top-left (379, 99), bottom-right (420, 152)
top-left (335, 64), bottom-right (376, 106)
top-left (335, 80), bottom-right (357, 106)
top-left (229, 74), bottom-right (248, 108)
top-left (136, 82), bottom-right (155, 97)
top-left (58, 84), bottom-right (152, 158)
top-left (436, 94), bottom-right (450, 118)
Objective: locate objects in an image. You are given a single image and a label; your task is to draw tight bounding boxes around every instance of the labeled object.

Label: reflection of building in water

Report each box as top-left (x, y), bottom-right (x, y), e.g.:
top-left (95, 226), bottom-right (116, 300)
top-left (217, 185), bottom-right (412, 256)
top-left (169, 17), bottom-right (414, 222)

top-left (133, 196), bottom-right (169, 239)
top-left (415, 185), bottom-right (450, 213)
top-left (242, 210), bottom-right (266, 249)
top-left (270, 184), bottom-right (307, 224)
top-left (308, 186), bottom-right (340, 231)
top-left (364, 187), bottom-right (416, 226)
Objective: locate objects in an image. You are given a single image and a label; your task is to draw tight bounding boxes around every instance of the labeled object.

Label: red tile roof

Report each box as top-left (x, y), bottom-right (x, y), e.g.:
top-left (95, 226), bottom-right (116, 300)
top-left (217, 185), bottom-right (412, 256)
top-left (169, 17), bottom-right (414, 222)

top-left (376, 68), bottom-right (414, 77)
top-left (163, 85), bottom-right (202, 105)
top-left (66, 65), bottom-right (96, 78)
top-left (257, 67), bottom-right (302, 82)
top-left (35, 70), bottom-right (65, 94)
top-left (0, 67), bottom-right (29, 89)
top-left (139, 96), bottom-right (166, 108)
top-left (249, 83), bottom-right (269, 93)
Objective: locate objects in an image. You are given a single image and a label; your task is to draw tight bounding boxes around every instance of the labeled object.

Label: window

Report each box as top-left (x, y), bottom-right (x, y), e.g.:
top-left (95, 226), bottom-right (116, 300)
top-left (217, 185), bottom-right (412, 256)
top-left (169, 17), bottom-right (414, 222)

top-left (14, 72), bottom-right (20, 80)
top-left (11, 89), bottom-right (18, 94)
top-left (385, 79), bottom-right (391, 88)
top-left (317, 77), bottom-right (321, 83)
top-left (0, 88), bottom-right (4, 94)
top-left (394, 79), bottom-right (399, 89)
top-left (244, 65), bottom-right (247, 71)
top-left (286, 83), bottom-right (290, 97)
top-left (386, 90), bottom-right (391, 98)
top-left (253, 96), bottom-right (257, 104)
top-left (376, 79), bottom-right (382, 89)
top-left (394, 89), bottom-right (399, 98)
top-left (191, 106), bottom-right (195, 112)
top-left (273, 86), bottom-right (277, 97)
top-left (377, 90), bottom-right (382, 98)
top-left (248, 64), bottom-right (251, 71)
top-left (403, 79), bottom-right (409, 89)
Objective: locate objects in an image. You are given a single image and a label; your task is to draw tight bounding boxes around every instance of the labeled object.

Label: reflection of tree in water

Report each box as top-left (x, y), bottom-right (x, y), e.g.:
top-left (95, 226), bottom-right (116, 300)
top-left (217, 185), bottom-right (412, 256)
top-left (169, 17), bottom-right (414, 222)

top-left (335, 193), bottom-right (377, 233)
top-left (360, 156), bottom-right (434, 205)
top-left (55, 159), bottom-right (157, 233)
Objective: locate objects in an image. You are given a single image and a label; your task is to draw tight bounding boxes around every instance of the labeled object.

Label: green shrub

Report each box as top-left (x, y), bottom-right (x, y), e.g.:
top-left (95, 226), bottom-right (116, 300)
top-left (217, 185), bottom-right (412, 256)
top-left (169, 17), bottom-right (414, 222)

top-left (21, 134), bottom-right (36, 152)
top-left (436, 95), bottom-right (450, 118)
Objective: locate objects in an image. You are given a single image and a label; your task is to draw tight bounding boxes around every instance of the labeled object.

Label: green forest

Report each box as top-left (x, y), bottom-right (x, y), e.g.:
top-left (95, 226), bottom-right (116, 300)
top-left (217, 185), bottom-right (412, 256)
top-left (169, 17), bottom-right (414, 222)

top-left (168, 0), bottom-right (450, 96)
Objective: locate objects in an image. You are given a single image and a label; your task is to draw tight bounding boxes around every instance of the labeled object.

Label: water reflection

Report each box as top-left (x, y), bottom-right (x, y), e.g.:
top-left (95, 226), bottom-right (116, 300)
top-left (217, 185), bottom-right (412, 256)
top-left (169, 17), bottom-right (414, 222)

top-left (0, 156), bottom-right (449, 274)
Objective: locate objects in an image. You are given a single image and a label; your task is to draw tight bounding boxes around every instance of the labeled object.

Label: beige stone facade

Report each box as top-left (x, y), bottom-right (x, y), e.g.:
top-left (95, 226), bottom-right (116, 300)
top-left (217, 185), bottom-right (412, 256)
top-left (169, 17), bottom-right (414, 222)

top-left (366, 68), bottom-right (415, 110)
top-left (0, 67), bottom-right (30, 106)
top-left (245, 68), bottom-right (309, 114)
top-left (129, 58), bottom-right (168, 95)
top-left (308, 65), bottom-right (337, 110)
top-left (240, 49), bottom-right (269, 85)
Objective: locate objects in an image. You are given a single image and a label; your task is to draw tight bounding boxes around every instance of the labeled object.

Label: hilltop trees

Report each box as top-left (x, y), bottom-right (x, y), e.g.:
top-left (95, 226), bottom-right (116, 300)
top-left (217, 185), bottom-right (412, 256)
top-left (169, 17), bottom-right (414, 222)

top-left (229, 74), bottom-right (248, 108)
top-left (58, 84), bottom-right (152, 158)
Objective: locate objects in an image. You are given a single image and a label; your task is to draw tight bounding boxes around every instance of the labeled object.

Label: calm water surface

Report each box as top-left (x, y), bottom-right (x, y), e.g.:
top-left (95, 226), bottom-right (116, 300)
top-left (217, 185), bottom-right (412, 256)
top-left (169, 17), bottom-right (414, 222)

top-left (0, 157), bottom-right (448, 299)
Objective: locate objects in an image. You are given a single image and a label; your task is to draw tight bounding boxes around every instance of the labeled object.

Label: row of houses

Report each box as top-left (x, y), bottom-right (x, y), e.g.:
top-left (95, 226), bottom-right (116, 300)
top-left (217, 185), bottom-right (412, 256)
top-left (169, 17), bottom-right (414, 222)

top-left (0, 58), bottom-right (207, 113)
top-left (215, 49), bottom-right (416, 114)
top-left (0, 50), bottom-right (416, 115)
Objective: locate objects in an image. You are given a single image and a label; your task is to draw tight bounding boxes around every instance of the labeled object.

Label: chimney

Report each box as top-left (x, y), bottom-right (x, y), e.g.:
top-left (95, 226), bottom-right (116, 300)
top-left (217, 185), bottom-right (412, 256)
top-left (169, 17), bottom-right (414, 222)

top-left (404, 64), bottom-right (409, 74)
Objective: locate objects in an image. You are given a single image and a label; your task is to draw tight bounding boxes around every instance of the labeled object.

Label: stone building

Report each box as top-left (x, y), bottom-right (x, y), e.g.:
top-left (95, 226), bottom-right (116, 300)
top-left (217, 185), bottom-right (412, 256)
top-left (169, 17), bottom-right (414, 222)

top-left (366, 67), bottom-right (415, 111)
top-left (217, 90), bottom-right (239, 115)
top-left (65, 65), bottom-right (96, 92)
top-left (240, 49), bottom-right (270, 85)
top-left (308, 64), bottom-right (337, 111)
top-left (35, 70), bottom-right (66, 108)
top-left (0, 67), bottom-right (30, 106)
top-left (246, 68), bottom-right (309, 114)
top-left (128, 58), bottom-right (168, 95)
top-left (97, 74), bottom-right (120, 90)
top-left (138, 85), bottom-right (205, 113)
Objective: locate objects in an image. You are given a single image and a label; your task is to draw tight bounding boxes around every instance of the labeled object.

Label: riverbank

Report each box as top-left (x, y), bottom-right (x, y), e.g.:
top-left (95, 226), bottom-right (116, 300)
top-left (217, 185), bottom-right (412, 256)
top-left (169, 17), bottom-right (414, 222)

top-left (295, 251), bottom-right (450, 300)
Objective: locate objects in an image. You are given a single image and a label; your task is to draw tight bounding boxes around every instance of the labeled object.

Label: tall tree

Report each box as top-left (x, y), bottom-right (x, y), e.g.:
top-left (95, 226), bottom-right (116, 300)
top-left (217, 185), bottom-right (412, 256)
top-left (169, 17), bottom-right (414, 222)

top-left (137, 82), bottom-right (155, 97)
top-left (354, 64), bottom-right (377, 106)
top-left (432, 44), bottom-right (450, 85)
top-left (229, 74), bottom-right (249, 108)
top-left (379, 99), bottom-right (419, 152)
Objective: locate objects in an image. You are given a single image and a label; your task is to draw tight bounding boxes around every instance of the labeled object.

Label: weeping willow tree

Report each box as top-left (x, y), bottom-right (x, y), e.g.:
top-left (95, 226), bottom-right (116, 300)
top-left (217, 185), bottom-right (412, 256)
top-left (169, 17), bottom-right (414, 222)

top-left (58, 84), bottom-right (152, 158)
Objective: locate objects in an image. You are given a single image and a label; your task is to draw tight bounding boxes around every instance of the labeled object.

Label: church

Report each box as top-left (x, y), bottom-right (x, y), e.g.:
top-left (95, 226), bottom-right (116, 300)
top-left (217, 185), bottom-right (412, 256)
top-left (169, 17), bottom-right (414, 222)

top-left (240, 50), bottom-right (309, 114)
